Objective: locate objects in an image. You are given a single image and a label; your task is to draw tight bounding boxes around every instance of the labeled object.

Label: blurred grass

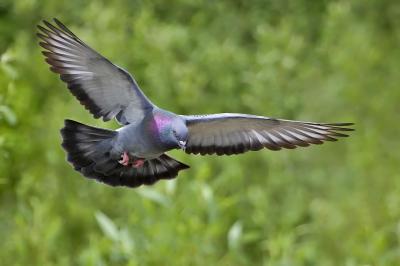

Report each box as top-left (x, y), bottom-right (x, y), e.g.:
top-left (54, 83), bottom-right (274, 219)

top-left (1, 0), bottom-right (400, 265)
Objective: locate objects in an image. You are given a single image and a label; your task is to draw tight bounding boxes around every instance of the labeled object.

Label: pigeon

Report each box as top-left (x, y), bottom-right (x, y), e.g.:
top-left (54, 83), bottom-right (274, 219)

top-left (37, 19), bottom-right (354, 188)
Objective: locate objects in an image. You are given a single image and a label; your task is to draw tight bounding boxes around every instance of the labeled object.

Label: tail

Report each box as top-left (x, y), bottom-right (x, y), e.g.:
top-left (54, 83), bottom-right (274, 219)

top-left (60, 119), bottom-right (189, 188)
top-left (61, 119), bottom-right (118, 175)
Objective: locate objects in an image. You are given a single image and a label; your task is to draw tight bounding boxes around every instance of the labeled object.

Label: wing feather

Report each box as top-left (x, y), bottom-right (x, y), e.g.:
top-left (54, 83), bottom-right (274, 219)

top-left (38, 19), bottom-right (154, 124)
top-left (182, 113), bottom-right (354, 155)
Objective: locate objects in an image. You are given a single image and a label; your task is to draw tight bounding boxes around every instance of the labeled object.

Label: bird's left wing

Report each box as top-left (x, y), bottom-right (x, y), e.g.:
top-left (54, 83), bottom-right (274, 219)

top-left (38, 19), bottom-right (154, 125)
top-left (182, 114), bottom-right (354, 155)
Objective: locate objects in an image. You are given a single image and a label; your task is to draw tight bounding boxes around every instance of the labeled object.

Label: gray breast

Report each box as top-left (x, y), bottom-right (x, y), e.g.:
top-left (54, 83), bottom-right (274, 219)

top-left (114, 123), bottom-right (164, 159)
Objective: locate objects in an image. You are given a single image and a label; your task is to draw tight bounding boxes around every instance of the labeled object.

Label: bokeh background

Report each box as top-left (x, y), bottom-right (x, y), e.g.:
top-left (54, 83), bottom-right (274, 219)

top-left (1, 0), bottom-right (399, 265)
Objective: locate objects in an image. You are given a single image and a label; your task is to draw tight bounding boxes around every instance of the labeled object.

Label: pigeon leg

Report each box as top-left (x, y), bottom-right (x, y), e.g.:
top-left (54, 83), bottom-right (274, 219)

top-left (132, 158), bottom-right (145, 168)
top-left (118, 151), bottom-right (130, 166)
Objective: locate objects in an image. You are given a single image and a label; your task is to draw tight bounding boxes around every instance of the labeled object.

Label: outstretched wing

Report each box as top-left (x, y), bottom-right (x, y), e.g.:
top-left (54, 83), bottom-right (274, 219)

top-left (38, 18), bottom-right (154, 125)
top-left (182, 113), bottom-right (354, 155)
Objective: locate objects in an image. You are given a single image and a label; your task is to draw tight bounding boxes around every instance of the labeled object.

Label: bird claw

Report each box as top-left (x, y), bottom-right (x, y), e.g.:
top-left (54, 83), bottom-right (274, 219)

top-left (132, 159), bottom-right (145, 168)
top-left (118, 151), bottom-right (145, 168)
top-left (118, 151), bottom-right (130, 166)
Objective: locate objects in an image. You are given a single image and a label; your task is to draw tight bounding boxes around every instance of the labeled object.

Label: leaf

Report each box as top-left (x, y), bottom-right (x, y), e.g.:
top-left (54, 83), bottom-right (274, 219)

top-left (95, 211), bottom-right (119, 241)
top-left (227, 221), bottom-right (242, 251)
top-left (1, 49), bottom-right (18, 79)
top-left (136, 187), bottom-right (170, 206)
top-left (0, 105), bottom-right (17, 126)
top-left (119, 228), bottom-right (135, 254)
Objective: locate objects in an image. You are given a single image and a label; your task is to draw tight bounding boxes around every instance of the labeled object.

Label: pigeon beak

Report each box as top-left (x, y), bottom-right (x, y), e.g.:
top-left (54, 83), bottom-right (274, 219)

top-left (178, 140), bottom-right (186, 150)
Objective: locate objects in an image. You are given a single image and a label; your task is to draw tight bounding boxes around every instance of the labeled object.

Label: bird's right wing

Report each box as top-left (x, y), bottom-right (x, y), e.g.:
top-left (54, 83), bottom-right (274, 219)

top-left (38, 19), bottom-right (154, 125)
top-left (182, 113), bottom-right (354, 155)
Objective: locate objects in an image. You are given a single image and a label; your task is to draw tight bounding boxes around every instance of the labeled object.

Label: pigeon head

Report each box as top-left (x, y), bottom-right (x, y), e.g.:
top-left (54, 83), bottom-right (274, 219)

top-left (152, 111), bottom-right (188, 150)
top-left (170, 118), bottom-right (188, 150)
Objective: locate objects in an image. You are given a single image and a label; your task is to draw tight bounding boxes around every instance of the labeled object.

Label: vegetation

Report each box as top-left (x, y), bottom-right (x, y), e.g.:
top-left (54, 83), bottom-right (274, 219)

top-left (1, 0), bottom-right (399, 265)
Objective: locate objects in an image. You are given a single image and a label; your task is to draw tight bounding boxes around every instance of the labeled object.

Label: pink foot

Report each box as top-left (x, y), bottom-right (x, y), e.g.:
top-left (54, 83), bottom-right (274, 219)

top-left (118, 151), bottom-right (130, 166)
top-left (132, 159), bottom-right (145, 168)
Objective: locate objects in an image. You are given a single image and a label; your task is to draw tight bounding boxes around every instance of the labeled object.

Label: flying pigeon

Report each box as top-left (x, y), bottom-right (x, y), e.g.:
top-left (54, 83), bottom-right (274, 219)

top-left (37, 19), bottom-right (354, 188)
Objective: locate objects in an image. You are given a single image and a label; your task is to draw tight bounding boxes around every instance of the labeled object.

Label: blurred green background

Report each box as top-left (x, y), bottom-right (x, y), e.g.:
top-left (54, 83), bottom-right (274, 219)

top-left (1, 0), bottom-right (399, 265)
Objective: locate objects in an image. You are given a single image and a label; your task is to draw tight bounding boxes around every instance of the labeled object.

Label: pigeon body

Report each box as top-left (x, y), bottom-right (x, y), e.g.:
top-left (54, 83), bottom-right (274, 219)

top-left (38, 19), bottom-right (354, 188)
top-left (113, 108), bottom-right (188, 159)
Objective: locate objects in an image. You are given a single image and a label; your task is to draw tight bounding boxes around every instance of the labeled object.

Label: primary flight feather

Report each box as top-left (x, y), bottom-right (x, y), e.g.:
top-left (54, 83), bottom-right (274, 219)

top-left (38, 19), bottom-right (354, 188)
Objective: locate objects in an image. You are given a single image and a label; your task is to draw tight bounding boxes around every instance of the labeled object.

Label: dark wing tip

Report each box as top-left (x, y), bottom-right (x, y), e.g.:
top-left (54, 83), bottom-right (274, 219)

top-left (178, 162), bottom-right (190, 170)
top-left (328, 122), bottom-right (355, 126)
top-left (53, 18), bottom-right (67, 30)
top-left (37, 24), bottom-right (45, 31)
top-left (38, 18), bottom-right (76, 41)
top-left (326, 123), bottom-right (355, 132)
top-left (306, 122), bottom-right (355, 131)
top-left (42, 19), bottom-right (55, 30)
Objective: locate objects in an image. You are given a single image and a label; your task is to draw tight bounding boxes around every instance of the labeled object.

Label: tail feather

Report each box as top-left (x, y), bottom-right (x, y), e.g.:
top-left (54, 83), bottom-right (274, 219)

top-left (61, 119), bottom-right (117, 171)
top-left (60, 119), bottom-right (189, 188)
top-left (88, 154), bottom-right (190, 187)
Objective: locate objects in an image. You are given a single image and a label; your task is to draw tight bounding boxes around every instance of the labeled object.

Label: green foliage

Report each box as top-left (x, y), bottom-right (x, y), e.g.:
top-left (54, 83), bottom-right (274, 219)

top-left (1, 0), bottom-right (399, 265)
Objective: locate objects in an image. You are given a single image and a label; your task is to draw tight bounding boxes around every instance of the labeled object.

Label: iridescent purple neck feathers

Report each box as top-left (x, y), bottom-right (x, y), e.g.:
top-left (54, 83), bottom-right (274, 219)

top-left (147, 110), bottom-right (188, 150)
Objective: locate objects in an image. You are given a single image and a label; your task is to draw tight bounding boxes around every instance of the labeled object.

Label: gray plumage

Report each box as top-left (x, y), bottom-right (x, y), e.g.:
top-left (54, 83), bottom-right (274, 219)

top-left (38, 19), bottom-right (354, 188)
